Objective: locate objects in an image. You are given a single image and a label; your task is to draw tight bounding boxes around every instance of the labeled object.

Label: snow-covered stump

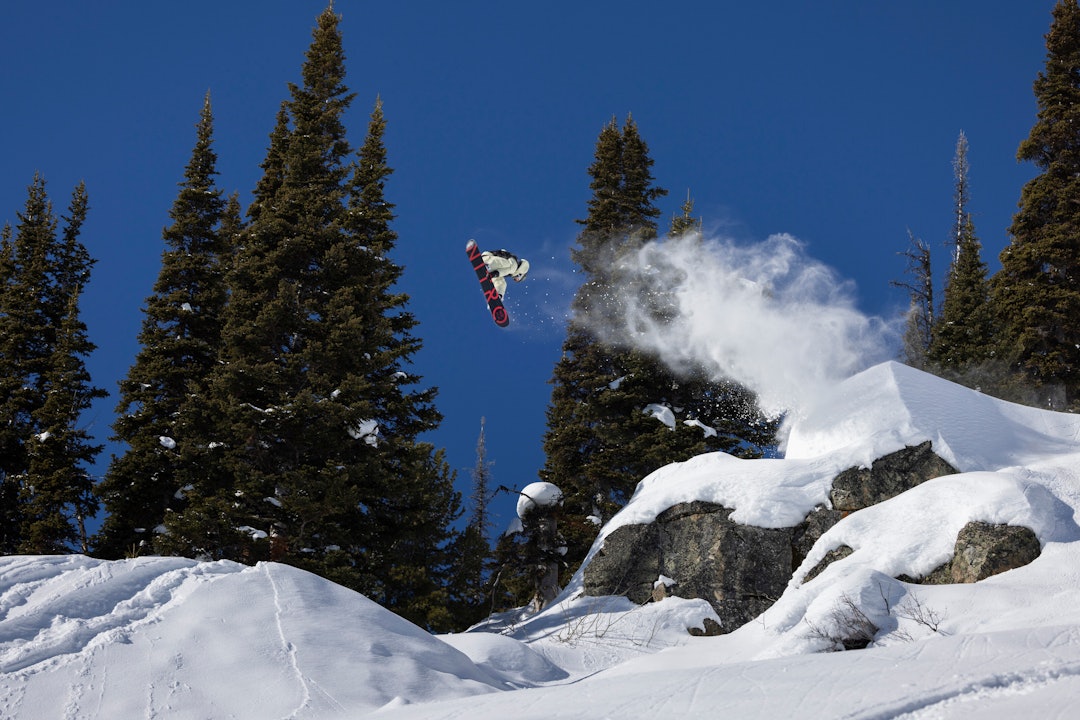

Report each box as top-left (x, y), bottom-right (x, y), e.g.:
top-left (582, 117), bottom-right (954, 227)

top-left (516, 482), bottom-right (566, 613)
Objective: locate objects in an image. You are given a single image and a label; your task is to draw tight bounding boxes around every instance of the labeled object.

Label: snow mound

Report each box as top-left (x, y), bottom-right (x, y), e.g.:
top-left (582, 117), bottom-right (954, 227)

top-left (0, 556), bottom-right (505, 718)
top-left (785, 361), bottom-right (1080, 471)
top-left (439, 632), bottom-right (569, 686)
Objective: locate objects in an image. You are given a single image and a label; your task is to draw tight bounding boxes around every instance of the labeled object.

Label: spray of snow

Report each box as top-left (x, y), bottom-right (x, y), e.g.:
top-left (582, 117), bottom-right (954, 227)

top-left (582, 232), bottom-right (896, 423)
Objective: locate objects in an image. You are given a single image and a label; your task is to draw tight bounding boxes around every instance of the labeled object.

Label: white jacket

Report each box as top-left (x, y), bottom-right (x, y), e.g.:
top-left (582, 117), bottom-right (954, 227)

top-left (482, 251), bottom-right (529, 296)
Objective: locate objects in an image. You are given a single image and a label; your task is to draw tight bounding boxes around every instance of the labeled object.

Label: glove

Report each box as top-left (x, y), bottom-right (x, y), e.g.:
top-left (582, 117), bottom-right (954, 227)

top-left (488, 269), bottom-right (500, 278)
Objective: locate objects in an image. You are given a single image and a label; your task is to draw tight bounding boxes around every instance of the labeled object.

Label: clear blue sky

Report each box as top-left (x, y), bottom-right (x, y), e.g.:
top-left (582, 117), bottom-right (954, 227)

top-left (0, 1), bottom-right (1057, 535)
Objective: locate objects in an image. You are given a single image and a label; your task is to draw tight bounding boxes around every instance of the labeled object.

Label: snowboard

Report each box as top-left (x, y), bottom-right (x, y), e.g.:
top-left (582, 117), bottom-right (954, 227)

top-left (466, 239), bottom-right (510, 327)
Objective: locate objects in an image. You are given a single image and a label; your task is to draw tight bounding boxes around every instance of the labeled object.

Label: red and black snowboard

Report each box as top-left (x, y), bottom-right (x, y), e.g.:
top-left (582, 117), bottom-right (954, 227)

top-left (466, 239), bottom-right (510, 327)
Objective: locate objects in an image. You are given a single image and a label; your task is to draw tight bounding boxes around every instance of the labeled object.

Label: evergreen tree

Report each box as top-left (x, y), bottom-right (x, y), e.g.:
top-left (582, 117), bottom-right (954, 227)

top-left (165, 8), bottom-right (460, 628)
top-left (0, 178), bottom-right (55, 551)
top-left (992, 0), bottom-right (1080, 408)
top-left (0, 223), bottom-right (20, 551)
top-left (0, 176), bottom-right (104, 553)
top-left (23, 290), bottom-right (104, 553)
top-left (928, 132), bottom-right (993, 373)
top-left (448, 418), bottom-right (499, 627)
top-left (929, 216), bottom-right (993, 370)
top-left (96, 93), bottom-right (231, 558)
top-left (670, 191), bottom-right (702, 238)
top-left (539, 116), bottom-right (775, 595)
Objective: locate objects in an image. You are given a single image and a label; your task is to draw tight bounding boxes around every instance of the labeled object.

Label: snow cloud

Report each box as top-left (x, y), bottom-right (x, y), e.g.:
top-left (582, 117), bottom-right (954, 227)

top-left (582, 232), bottom-right (895, 420)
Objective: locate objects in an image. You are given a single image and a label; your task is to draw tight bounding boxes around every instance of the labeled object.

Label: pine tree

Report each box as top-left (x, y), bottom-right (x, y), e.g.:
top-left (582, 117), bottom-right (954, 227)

top-left (539, 116), bottom-right (775, 594)
top-left (670, 191), bottom-right (702, 238)
top-left (447, 418), bottom-right (498, 627)
top-left (0, 176), bottom-right (104, 553)
top-left (0, 219), bottom-right (37, 554)
top-left (0, 178), bottom-right (55, 551)
top-left (23, 291), bottom-right (104, 554)
top-left (930, 216), bottom-right (993, 368)
top-left (0, 223), bottom-right (21, 552)
top-left (165, 8), bottom-right (461, 628)
top-left (928, 133), bottom-right (993, 373)
top-left (96, 93), bottom-right (231, 558)
top-left (992, 0), bottom-right (1080, 408)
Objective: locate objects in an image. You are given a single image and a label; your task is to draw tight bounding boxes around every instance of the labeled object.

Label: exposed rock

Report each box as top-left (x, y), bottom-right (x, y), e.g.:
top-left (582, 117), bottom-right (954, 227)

top-left (583, 501), bottom-right (791, 632)
top-left (687, 617), bottom-right (723, 637)
top-left (802, 544), bottom-right (854, 584)
top-left (830, 441), bottom-right (958, 512)
top-left (919, 521), bottom-right (1041, 584)
top-left (792, 505), bottom-right (844, 570)
top-left (581, 522), bottom-right (660, 605)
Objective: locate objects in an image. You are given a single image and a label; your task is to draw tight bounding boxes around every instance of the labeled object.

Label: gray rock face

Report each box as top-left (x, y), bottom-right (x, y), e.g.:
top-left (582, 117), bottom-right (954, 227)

top-left (582, 522), bottom-right (661, 605)
top-left (803, 544), bottom-right (854, 584)
top-left (921, 521), bottom-right (1041, 584)
top-left (830, 441), bottom-right (958, 512)
top-left (583, 501), bottom-right (791, 633)
top-left (792, 505), bottom-right (844, 570)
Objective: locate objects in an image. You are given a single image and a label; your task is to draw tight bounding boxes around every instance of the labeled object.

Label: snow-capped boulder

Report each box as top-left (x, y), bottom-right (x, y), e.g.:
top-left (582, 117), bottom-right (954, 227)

top-left (829, 440), bottom-right (957, 512)
top-left (923, 521), bottom-right (1042, 584)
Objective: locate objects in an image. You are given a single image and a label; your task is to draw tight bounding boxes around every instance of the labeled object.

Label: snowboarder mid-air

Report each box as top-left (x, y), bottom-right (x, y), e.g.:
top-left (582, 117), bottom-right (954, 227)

top-left (481, 249), bottom-right (530, 297)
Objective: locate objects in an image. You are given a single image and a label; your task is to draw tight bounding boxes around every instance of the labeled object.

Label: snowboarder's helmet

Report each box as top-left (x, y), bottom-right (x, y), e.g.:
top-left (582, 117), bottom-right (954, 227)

top-left (514, 259), bottom-right (530, 280)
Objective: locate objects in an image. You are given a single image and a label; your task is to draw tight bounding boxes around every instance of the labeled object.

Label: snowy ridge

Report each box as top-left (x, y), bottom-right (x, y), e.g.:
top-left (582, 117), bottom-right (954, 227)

top-left (785, 361), bottom-right (1080, 471)
top-left (4, 362), bottom-right (1080, 718)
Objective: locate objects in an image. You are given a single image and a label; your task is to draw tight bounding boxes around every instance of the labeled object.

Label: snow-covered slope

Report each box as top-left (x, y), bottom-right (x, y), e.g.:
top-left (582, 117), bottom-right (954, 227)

top-left (785, 360), bottom-right (1080, 472)
top-left (3, 361), bottom-right (1080, 719)
top-left (0, 556), bottom-right (507, 717)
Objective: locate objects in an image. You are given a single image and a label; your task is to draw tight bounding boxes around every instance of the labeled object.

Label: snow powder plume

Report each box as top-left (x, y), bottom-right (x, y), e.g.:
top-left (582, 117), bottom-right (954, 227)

top-left (584, 232), bottom-right (895, 423)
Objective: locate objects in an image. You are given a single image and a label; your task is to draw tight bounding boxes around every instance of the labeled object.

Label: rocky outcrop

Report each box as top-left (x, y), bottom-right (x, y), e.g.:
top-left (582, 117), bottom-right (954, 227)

top-left (802, 544), bottom-right (854, 584)
top-left (583, 501), bottom-right (791, 634)
top-left (802, 522), bottom-right (1041, 586)
top-left (919, 522), bottom-right (1041, 584)
top-left (580, 441), bottom-right (1001, 635)
top-left (792, 505), bottom-right (844, 570)
top-left (829, 441), bottom-right (958, 512)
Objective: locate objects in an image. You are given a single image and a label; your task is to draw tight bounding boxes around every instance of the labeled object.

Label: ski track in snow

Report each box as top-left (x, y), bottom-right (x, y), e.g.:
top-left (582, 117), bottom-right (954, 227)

top-left (264, 563), bottom-right (312, 718)
top-left (0, 557), bottom-right (189, 674)
top-left (262, 564), bottom-right (346, 718)
top-left (0, 557), bottom-right (241, 719)
top-left (852, 665), bottom-right (1080, 720)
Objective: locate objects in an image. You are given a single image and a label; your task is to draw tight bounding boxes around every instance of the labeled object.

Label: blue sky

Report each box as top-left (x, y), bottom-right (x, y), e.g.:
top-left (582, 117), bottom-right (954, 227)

top-left (0, 1), bottom-right (1058, 534)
